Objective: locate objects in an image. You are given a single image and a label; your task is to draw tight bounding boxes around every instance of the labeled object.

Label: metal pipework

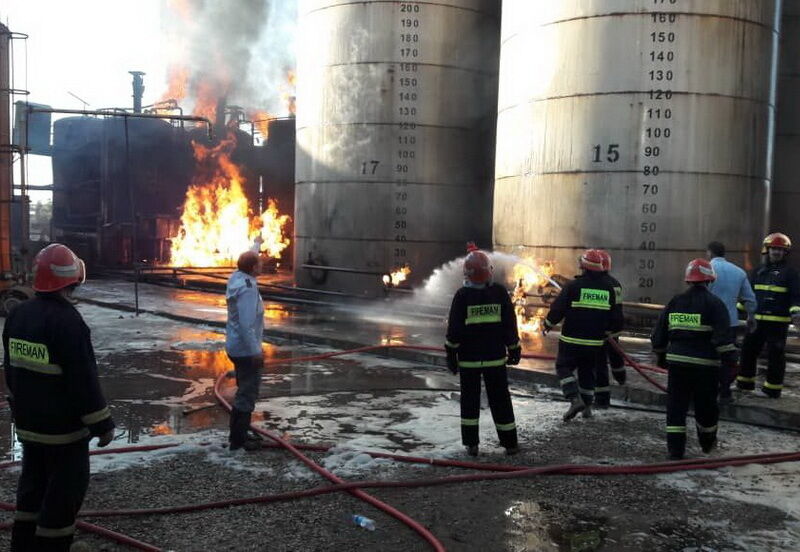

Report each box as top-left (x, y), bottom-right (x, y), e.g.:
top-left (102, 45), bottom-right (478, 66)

top-left (24, 106), bottom-right (213, 140)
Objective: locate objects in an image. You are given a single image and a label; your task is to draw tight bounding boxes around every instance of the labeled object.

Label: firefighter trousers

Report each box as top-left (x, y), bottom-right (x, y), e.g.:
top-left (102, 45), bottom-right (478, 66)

top-left (595, 340), bottom-right (625, 407)
top-left (666, 364), bottom-right (719, 458)
top-left (11, 439), bottom-right (90, 552)
top-left (738, 321), bottom-right (788, 397)
top-left (555, 341), bottom-right (602, 406)
top-left (459, 366), bottom-right (517, 448)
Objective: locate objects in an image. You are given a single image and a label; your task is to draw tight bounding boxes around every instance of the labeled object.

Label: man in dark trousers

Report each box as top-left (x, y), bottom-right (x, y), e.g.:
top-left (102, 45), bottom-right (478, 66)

top-left (4, 244), bottom-right (115, 551)
top-left (445, 243), bottom-right (521, 456)
top-left (737, 233), bottom-right (800, 398)
top-left (651, 259), bottom-right (736, 459)
top-left (594, 249), bottom-right (626, 408)
top-left (226, 250), bottom-right (265, 451)
top-left (544, 249), bottom-right (623, 421)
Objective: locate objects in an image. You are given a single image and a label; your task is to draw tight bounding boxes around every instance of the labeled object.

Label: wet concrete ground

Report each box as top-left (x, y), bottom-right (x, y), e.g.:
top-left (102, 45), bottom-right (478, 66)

top-left (0, 284), bottom-right (799, 550)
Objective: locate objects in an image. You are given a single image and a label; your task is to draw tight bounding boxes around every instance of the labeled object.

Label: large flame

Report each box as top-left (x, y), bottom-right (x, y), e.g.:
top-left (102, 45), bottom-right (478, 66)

top-left (250, 110), bottom-right (274, 141)
top-left (511, 259), bottom-right (555, 337)
top-left (170, 134), bottom-right (291, 267)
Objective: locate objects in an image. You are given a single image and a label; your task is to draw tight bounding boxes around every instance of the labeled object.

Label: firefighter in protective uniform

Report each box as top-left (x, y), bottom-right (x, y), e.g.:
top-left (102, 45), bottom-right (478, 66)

top-left (651, 259), bottom-right (736, 460)
top-left (3, 244), bottom-right (115, 551)
top-left (445, 244), bottom-right (521, 456)
top-left (544, 249), bottom-right (624, 420)
top-left (737, 233), bottom-right (800, 398)
top-left (594, 250), bottom-right (626, 408)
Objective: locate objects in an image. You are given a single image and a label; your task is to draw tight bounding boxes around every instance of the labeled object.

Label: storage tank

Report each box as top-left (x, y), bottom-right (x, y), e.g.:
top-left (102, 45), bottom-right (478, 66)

top-left (771, 0), bottom-right (800, 261)
top-left (493, 1), bottom-right (782, 305)
top-left (52, 117), bottom-right (105, 233)
top-left (295, 0), bottom-right (500, 294)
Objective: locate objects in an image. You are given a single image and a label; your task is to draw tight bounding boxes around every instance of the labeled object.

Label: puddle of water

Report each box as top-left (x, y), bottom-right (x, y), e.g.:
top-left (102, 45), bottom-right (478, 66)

top-left (505, 501), bottom-right (607, 552)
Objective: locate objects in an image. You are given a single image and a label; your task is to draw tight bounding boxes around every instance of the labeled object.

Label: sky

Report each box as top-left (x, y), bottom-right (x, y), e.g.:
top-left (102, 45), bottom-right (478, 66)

top-left (2, 0), bottom-right (298, 204)
top-left (2, 1), bottom-right (170, 200)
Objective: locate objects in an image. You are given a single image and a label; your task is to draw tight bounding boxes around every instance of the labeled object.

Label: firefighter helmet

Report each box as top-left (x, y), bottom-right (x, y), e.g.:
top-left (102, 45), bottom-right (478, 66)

top-left (579, 249), bottom-right (606, 272)
top-left (597, 249), bottom-right (612, 272)
top-left (685, 258), bottom-right (716, 283)
top-left (762, 232), bottom-right (792, 254)
top-left (32, 243), bottom-right (86, 293)
top-left (463, 243), bottom-right (492, 284)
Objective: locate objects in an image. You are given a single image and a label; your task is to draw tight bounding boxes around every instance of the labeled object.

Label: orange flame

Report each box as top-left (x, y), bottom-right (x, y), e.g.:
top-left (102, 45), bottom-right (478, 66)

top-left (161, 65), bottom-right (189, 103)
top-left (170, 134), bottom-right (291, 267)
top-left (250, 110), bottom-right (273, 141)
top-left (512, 259), bottom-right (555, 337)
top-left (281, 70), bottom-right (296, 116)
top-left (150, 423), bottom-right (174, 436)
top-left (383, 265), bottom-right (411, 286)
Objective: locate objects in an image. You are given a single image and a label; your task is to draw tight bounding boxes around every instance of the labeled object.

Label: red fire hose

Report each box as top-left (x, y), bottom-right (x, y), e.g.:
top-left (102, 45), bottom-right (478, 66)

top-left (0, 341), bottom-right (790, 551)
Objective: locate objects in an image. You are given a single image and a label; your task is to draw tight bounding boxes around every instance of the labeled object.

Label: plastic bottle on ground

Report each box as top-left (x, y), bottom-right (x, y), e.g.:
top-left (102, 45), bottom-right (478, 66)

top-left (350, 514), bottom-right (376, 531)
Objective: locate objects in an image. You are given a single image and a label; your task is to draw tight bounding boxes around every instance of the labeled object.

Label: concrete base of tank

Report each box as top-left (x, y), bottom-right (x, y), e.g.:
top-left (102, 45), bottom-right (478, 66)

top-left (75, 280), bottom-right (800, 432)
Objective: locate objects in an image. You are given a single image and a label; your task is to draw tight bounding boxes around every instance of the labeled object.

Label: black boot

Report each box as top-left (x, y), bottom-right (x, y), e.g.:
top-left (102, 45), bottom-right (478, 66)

top-left (563, 397), bottom-right (585, 421)
top-left (229, 408), bottom-right (248, 450)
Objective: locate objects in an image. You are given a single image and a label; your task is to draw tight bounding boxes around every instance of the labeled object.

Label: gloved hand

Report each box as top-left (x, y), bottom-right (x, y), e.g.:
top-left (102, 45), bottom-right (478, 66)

top-left (96, 429), bottom-right (115, 448)
top-left (746, 316), bottom-right (757, 334)
top-left (446, 348), bottom-right (459, 375)
top-left (507, 346), bottom-right (522, 366)
top-left (611, 366), bottom-right (626, 385)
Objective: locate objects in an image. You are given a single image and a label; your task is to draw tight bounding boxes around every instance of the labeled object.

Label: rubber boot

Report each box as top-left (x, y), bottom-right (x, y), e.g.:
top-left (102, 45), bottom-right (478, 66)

top-left (700, 437), bottom-right (717, 454)
top-left (505, 446), bottom-right (521, 456)
top-left (466, 445), bottom-right (479, 457)
top-left (229, 408), bottom-right (249, 451)
top-left (563, 397), bottom-right (585, 421)
top-left (667, 432), bottom-right (686, 460)
top-left (581, 405), bottom-right (594, 419)
top-left (760, 386), bottom-right (781, 399)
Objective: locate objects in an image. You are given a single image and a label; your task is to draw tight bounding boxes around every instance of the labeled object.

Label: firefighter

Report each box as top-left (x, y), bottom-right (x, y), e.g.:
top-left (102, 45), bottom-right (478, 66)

top-left (737, 233), bottom-right (800, 398)
top-left (651, 259), bottom-right (736, 459)
top-left (544, 249), bottom-right (623, 421)
top-left (594, 249), bottom-right (626, 408)
top-left (3, 244), bottom-right (115, 551)
top-left (226, 250), bottom-right (265, 451)
top-left (445, 243), bottom-right (521, 456)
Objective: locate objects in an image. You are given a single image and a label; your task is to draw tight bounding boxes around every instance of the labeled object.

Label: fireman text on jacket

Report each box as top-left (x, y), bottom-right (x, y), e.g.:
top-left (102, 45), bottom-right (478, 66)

top-left (466, 304), bottom-right (501, 325)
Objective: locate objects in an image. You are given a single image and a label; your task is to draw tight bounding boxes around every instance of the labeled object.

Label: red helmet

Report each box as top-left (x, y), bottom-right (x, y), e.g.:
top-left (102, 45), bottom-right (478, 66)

top-left (685, 258), bottom-right (716, 283)
top-left (597, 249), bottom-right (612, 272)
top-left (579, 249), bottom-right (605, 272)
top-left (763, 232), bottom-right (792, 253)
top-left (463, 243), bottom-right (492, 284)
top-left (32, 243), bottom-right (86, 293)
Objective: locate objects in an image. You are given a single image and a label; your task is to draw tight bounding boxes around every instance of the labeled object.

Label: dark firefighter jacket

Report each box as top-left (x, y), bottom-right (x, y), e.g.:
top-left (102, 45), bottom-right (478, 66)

top-left (651, 285), bottom-right (736, 368)
top-left (544, 272), bottom-right (623, 346)
top-left (3, 293), bottom-right (115, 445)
top-left (445, 283), bottom-right (520, 368)
top-left (749, 261), bottom-right (800, 323)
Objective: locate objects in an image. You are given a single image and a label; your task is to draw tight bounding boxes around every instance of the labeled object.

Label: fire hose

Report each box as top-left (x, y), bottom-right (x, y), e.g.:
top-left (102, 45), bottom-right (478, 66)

top-left (0, 342), bottom-right (789, 551)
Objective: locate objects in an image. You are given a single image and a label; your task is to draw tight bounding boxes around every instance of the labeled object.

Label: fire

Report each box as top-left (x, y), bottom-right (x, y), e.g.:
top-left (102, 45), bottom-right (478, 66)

top-left (511, 259), bottom-right (556, 337)
top-left (250, 110), bottom-right (273, 141)
top-left (170, 134), bottom-right (291, 267)
top-left (383, 265), bottom-right (411, 287)
top-left (281, 70), bottom-right (297, 116)
top-left (162, 65), bottom-right (189, 103)
top-left (150, 423), bottom-right (174, 436)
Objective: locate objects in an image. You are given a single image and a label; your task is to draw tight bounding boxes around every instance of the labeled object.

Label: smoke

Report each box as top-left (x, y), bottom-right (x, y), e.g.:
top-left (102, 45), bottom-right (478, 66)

top-left (160, 0), bottom-right (296, 118)
top-left (409, 252), bottom-right (529, 308)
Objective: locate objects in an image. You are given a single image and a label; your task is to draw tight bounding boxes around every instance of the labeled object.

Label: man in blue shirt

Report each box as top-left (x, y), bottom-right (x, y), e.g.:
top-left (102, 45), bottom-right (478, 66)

top-left (706, 241), bottom-right (756, 399)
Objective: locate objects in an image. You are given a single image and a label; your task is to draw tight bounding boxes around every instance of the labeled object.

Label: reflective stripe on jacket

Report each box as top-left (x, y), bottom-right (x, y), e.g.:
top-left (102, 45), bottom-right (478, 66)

top-left (3, 294), bottom-right (115, 445)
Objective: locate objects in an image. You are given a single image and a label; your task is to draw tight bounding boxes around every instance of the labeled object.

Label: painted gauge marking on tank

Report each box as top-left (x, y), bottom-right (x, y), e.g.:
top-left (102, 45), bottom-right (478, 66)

top-left (394, 3), bottom-right (423, 267)
top-left (636, 2), bottom-right (680, 305)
